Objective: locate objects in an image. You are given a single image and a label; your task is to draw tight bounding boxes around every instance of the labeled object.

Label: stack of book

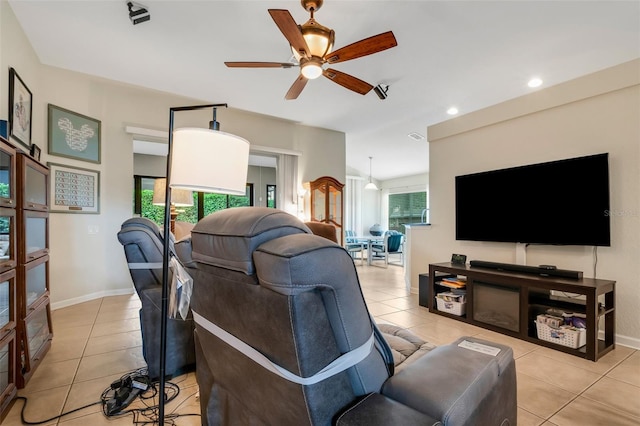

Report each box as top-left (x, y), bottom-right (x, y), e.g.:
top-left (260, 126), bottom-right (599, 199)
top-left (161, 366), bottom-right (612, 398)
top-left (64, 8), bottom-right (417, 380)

top-left (439, 276), bottom-right (467, 289)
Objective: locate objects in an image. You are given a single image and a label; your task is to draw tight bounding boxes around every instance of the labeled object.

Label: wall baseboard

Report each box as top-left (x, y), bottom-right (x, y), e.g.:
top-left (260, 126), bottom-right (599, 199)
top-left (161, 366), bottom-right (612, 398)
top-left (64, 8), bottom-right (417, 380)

top-left (601, 330), bottom-right (640, 351)
top-left (51, 288), bottom-right (135, 311)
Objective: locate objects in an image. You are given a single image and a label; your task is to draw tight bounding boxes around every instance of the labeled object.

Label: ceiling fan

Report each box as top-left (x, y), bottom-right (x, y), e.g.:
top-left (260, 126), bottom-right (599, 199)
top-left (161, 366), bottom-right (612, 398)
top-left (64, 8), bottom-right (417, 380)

top-left (225, 0), bottom-right (397, 100)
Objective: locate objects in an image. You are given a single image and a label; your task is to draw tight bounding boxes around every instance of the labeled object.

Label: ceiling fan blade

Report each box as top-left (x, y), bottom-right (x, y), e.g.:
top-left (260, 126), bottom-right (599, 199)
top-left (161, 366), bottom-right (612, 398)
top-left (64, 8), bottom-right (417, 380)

top-left (323, 69), bottom-right (373, 95)
top-left (325, 31), bottom-right (397, 64)
top-left (268, 9), bottom-right (310, 58)
top-left (285, 75), bottom-right (308, 100)
top-left (225, 62), bottom-right (295, 68)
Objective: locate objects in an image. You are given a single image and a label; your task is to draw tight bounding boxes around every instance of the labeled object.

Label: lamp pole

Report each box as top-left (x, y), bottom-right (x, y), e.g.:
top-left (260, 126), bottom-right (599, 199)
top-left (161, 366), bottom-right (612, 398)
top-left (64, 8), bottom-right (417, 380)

top-left (159, 103), bottom-right (228, 423)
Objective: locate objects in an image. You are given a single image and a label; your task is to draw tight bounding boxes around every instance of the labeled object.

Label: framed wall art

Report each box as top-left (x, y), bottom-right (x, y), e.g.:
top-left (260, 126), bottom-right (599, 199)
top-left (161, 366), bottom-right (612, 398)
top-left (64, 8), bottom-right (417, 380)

top-left (30, 144), bottom-right (41, 162)
top-left (48, 104), bottom-right (101, 164)
top-left (8, 68), bottom-right (33, 151)
top-left (48, 162), bottom-right (100, 214)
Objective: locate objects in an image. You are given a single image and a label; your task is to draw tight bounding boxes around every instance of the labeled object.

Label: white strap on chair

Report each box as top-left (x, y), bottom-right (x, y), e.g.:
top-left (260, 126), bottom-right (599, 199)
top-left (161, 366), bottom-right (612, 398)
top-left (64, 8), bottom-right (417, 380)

top-left (192, 310), bottom-right (374, 386)
top-left (127, 262), bottom-right (163, 269)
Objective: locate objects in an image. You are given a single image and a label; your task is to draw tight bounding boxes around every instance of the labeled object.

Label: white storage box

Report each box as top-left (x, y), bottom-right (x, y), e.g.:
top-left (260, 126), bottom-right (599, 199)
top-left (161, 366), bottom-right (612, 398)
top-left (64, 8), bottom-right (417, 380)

top-left (436, 297), bottom-right (466, 316)
top-left (535, 321), bottom-right (586, 349)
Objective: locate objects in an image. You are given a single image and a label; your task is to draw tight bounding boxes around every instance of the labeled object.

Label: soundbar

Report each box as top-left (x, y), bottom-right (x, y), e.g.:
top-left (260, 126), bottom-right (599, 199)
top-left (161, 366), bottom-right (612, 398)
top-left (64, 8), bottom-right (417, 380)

top-left (469, 260), bottom-right (583, 280)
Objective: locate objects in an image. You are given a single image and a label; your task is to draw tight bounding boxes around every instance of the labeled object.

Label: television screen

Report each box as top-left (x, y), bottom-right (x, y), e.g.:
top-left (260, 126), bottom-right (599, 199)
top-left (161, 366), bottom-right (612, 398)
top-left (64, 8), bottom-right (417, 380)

top-left (455, 153), bottom-right (610, 246)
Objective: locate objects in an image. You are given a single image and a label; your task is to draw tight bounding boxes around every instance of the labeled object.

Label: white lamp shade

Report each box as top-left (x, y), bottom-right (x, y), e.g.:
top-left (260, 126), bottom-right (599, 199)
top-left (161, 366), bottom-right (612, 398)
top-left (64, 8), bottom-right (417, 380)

top-left (364, 181), bottom-right (378, 190)
top-left (152, 178), bottom-right (194, 206)
top-left (170, 128), bottom-right (250, 195)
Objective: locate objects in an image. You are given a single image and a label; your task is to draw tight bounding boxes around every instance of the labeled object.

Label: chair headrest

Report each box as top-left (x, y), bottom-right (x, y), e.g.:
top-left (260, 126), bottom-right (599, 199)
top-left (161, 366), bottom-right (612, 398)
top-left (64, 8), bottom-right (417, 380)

top-left (191, 207), bottom-right (311, 275)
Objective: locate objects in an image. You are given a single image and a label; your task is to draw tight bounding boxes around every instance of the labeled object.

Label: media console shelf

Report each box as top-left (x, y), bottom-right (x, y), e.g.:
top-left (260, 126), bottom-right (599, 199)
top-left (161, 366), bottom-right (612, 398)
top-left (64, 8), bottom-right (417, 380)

top-left (427, 262), bottom-right (615, 361)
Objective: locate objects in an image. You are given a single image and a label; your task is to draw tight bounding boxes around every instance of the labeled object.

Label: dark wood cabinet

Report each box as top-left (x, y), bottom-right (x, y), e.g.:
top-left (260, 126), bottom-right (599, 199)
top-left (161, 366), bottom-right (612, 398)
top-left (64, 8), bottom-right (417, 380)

top-left (309, 176), bottom-right (344, 245)
top-left (16, 153), bottom-right (51, 388)
top-left (428, 262), bottom-right (615, 362)
top-left (0, 138), bottom-right (17, 420)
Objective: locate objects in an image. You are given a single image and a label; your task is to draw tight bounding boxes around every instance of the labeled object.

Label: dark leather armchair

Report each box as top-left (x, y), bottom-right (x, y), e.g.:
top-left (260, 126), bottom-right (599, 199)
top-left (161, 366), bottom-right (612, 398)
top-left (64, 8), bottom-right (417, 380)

top-left (187, 207), bottom-right (516, 425)
top-left (117, 217), bottom-right (196, 379)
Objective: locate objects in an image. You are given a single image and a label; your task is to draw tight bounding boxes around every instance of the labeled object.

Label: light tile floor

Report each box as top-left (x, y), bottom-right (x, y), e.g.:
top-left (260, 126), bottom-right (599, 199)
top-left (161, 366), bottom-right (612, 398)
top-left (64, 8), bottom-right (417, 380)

top-left (4, 264), bottom-right (639, 425)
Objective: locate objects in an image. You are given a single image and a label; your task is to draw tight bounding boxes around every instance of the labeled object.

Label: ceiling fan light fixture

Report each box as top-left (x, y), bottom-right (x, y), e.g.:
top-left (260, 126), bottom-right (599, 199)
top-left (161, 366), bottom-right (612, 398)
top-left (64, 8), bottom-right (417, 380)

top-left (291, 19), bottom-right (334, 61)
top-left (301, 60), bottom-right (323, 79)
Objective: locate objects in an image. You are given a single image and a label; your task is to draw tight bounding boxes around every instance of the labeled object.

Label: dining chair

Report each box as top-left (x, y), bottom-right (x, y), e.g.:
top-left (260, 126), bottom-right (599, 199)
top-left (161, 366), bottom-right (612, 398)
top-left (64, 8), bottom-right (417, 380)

top-left (345, 230), bottom-right (365, 266)
top-left (371, 231), bottom-right (404, 267)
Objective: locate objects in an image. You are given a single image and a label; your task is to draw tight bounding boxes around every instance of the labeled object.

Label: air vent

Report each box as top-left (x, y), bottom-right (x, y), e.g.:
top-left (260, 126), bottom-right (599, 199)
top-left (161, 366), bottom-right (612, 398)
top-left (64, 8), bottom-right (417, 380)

top-left (407, 132), bottom-right (425, 141)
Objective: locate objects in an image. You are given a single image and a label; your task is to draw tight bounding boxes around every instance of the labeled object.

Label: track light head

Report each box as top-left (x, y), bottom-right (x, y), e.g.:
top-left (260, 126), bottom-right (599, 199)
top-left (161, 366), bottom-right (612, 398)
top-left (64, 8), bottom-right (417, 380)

top-left (127, 1), bottom-right (150, 25)
top-left (373, 84), bottom-right (389, 100)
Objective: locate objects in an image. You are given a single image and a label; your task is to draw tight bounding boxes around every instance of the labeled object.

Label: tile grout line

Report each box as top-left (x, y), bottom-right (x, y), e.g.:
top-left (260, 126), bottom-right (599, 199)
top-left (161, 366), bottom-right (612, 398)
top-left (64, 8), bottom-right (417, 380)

top-left (53, 296), bottom-right (105, 425)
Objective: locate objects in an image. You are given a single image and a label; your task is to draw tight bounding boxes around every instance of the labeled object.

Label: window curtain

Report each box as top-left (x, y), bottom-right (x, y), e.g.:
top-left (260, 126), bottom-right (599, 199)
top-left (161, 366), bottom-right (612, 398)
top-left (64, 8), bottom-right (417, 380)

top-left (276, 154), bottom-right (299, 216)
top-left (345, 176), bottom-right (363, 235)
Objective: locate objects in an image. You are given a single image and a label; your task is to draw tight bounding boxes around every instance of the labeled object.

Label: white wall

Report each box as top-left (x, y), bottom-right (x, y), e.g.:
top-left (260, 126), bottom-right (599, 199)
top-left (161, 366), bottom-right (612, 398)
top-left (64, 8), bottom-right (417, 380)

top-left (1, 2), bottom-right (346, 308)
top-left (426, 60), bottom-right (640, 347)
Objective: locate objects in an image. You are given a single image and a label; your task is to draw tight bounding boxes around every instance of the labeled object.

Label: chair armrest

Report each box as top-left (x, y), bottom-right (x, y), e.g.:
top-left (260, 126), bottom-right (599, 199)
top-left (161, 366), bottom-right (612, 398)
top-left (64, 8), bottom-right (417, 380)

top-left (381, 337), bottom-right (516, 426)
top-left (334, 393), bottom-right (441, 426)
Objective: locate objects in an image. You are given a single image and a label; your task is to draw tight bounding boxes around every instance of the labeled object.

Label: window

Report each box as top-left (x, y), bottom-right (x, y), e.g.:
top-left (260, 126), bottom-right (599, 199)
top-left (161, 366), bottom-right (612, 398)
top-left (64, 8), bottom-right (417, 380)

top-left (266, 184), bottom-right (276, 208)
top-left (199, 184), bottom-right (254, 218)
top-left (134, 175), bottom-right (253, 225)
top-left (388, 191), bottom-right (427, 233)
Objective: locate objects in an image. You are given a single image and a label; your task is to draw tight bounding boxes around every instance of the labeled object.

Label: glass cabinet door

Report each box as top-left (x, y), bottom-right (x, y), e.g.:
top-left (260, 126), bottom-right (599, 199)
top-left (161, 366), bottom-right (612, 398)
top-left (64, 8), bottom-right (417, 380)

top-left (0, 330), bottom-right (16, 409)
top-left (24, 256), bottom-right (49, 310)
top-left (0, 209), bottom-right (16, 273)
top-left (23, 211), bottom-right (48, 263)
top-left (0, 137), bottom-right (16, 209)
top-left (26, 306), bottom-right (50, 357)
top-left (19, 154), bottom-right (49, 211)
top-left (0, 270), bottom-right (15, 335)
top-left (309, 176), bottom-right (344, 245)
top-left (311, 187), bottom-right (326, 221)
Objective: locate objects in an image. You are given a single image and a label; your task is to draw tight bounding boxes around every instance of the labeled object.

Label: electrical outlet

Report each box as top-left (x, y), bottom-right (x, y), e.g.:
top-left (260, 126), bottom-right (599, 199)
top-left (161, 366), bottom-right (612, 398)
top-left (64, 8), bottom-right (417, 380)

top-left (88, 225), bottom-right (99, 234)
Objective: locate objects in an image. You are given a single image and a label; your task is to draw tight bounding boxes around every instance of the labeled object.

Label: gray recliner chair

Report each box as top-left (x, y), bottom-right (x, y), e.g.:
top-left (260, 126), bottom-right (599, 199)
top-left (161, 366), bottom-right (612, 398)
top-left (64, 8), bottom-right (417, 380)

top-left (187, 207), bottom-right (517, 425)
top-left (117, 217), bottom-right (196, 379)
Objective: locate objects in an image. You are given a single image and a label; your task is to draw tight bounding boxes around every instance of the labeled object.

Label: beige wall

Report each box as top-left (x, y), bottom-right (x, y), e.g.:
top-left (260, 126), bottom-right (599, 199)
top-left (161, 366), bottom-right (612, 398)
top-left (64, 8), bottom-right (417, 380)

top-left (427, 60), bottom-right (640, 347)
top-left (1, 2), bottom-right (346, 308)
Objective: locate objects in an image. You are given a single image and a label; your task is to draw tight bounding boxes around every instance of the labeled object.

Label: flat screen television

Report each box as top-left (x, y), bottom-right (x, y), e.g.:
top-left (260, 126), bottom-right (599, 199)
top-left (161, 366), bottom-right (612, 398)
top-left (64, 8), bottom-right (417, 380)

top-left (455, 153), bottom-right (610, 246)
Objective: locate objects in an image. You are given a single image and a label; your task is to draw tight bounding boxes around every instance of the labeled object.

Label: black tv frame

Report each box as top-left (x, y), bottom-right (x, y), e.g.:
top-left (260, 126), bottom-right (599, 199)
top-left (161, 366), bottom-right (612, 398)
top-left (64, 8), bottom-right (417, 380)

top-left (455, 153), bottom-right (611, 247)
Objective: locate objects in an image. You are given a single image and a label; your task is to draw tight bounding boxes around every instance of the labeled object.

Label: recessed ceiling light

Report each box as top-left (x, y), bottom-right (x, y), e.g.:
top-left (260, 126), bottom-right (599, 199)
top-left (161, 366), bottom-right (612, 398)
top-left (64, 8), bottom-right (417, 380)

top-left (528, 78), bottom-right (543, 88)
top-left (447, 107), bottom-right (459, 115)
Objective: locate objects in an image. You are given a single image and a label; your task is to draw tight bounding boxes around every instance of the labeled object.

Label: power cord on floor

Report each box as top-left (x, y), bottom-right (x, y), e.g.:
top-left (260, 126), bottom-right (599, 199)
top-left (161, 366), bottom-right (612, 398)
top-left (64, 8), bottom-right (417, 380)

top-left (16, 396), bottom-right (102, 425)
top-left (100, 367), bottom-right (200, 425)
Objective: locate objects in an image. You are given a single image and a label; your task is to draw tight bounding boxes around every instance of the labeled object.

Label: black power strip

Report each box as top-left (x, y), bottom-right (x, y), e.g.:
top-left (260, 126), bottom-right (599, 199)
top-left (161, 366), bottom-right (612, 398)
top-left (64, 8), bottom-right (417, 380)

top-left (105, 375), bottom-right (149, 415)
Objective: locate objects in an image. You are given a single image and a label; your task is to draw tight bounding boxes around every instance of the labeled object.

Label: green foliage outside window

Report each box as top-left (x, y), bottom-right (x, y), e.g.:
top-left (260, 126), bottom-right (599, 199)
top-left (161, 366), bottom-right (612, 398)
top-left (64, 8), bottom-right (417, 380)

top-left (0, 217), bottom-right (8, 234)
top-left (139, 189), bottom-right (198, 224)
top-left (0, 183), bottom-right (9, 198)
top-left (388, 192), bottom-right (427, 233)
top-left (139, 187), bottom-right (252, 226)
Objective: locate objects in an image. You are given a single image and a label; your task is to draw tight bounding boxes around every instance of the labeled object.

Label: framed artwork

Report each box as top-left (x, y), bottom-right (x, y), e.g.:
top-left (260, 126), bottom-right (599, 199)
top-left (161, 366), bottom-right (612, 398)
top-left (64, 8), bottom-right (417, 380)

top-left (8, 68), bottom-right (32, 151)
top-left (48, 104), bottom-right (101, 163)
top-left (30, 144), bottom-right (41, 162)
top-left (48, 162), bottom-right (100, 214)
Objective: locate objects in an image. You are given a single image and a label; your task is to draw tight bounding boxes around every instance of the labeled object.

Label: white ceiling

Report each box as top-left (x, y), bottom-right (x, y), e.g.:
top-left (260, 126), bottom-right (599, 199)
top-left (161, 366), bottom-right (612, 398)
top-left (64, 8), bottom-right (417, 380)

top-left (8, 1), bottom-right (640, 180)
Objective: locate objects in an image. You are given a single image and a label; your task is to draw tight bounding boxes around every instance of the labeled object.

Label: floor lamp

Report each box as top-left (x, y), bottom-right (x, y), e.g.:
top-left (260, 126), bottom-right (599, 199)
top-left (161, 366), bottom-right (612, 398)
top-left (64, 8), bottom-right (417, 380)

top-left (152, 178), bottom-right (193, 234)
top-left (159, 103), bottom-right (250, 423)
